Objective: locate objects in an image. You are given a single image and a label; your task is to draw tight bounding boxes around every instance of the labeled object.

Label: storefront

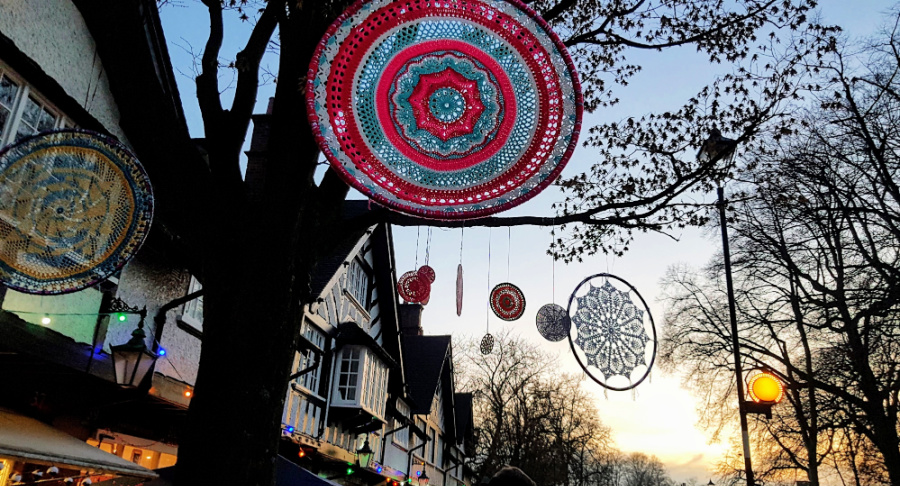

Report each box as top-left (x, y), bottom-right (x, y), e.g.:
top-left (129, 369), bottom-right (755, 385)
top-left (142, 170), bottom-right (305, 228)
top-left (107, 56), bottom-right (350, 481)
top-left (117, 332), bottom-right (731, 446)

top-left (0, 409), bottom-right (156, 485)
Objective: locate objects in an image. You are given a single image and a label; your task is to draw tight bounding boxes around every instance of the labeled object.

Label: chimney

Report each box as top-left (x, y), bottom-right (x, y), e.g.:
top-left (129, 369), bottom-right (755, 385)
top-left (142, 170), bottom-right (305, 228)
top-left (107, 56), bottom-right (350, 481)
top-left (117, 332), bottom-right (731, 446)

top-left (399, 303), bottom-right (424, 336)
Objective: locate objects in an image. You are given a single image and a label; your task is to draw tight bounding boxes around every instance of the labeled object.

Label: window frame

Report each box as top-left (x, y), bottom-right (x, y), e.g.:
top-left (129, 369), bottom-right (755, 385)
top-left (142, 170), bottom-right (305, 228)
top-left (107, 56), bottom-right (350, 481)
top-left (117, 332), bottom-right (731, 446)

top-left (346, 258), bottom-right (372, 310)
top-left (391, 400), bottom-right (410, 449)
top-left (330, 345), bottom-right (389, 419)
top-left (178, 275), bottom-right (204, 333)
top-left (294, 321), bottom-right (325, 398)
top-left (426, 427), bottom-right (436, 464)
top-left (0, 61), bottom-right (72, 149)
top-left (336, 347), bottom-right (361, 402)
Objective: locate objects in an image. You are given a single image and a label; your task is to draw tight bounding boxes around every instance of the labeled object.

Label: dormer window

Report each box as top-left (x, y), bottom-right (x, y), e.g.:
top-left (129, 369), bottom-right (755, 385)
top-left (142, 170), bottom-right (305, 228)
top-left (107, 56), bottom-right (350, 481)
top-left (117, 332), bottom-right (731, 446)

top-left (331, 345), bottom-right (388, 419)
top-left (337, 347), bottom-right (361, 401)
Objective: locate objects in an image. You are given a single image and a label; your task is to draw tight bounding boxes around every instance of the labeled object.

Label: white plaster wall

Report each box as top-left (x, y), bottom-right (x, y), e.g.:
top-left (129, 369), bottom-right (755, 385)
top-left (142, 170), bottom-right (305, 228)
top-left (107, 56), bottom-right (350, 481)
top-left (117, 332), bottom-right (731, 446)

top-left (383, 440), bottom-right (411, 478)
top-left (2, 287), bottom-right (103, 345)
top-left (0, 0), bottom-right (126, 142)
top-left (113, 251), bottom-right (200, 385)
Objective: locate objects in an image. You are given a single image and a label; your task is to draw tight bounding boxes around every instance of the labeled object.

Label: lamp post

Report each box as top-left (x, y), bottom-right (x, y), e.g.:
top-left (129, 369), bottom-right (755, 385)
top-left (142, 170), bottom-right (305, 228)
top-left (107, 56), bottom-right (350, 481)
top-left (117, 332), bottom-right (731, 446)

top-left (717, 183), bottom-right (755, 486)
top-left (700, 129), bottom-right (755, 485)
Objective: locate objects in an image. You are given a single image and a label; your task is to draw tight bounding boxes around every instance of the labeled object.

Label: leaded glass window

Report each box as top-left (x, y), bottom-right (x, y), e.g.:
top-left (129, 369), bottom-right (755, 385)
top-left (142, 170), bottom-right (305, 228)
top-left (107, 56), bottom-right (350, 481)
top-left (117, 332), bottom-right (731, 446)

top-left (338, 347), bottom-right (361, 401)
top-left (347, 259), bottom-right (370, 309)
top-left (0, 63), bottom-right (71, 149)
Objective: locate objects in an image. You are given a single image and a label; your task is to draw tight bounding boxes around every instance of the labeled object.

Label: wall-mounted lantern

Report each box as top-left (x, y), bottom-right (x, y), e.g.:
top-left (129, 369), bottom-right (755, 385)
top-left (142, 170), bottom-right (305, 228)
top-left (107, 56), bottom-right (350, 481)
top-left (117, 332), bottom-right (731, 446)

top-left (356, 438), bottom-right (374, 470)
top-left (109, 299), bottom-right (155, 388)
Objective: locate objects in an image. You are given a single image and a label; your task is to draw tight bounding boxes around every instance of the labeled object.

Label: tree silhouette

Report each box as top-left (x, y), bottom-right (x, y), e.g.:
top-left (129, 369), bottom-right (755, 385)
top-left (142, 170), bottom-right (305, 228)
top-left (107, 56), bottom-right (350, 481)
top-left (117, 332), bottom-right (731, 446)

top-left (662, 14), bottom-right (900, 484)
top-left (455, 330), bottom-right (620, 485)
top-left (84, 0), bottom-right (837, 482)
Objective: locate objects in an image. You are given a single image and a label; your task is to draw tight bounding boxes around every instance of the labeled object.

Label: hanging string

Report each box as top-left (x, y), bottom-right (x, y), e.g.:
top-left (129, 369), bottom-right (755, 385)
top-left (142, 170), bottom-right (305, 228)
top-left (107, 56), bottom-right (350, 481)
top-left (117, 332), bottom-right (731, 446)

top-left (459, 226), bottom-right (464, 264)
top-left (506, 227), bottom-right (511, 282)
top-left (414, 226), bottom-right (421, 269)
top-left (551, 232), bottom-right (556, 304)
top-left (425, 227), bottom-right (433, 266)
top-left (486, 228), bottom-right (492, 333)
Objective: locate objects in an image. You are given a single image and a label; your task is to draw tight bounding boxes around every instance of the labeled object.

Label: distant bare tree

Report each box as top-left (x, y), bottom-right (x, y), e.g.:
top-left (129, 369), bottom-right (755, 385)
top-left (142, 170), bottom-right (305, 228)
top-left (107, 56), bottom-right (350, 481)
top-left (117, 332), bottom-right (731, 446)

top-left (456, 330), bottom-right (619, 485)
top-left (619, 452), bottom-right (673, 486)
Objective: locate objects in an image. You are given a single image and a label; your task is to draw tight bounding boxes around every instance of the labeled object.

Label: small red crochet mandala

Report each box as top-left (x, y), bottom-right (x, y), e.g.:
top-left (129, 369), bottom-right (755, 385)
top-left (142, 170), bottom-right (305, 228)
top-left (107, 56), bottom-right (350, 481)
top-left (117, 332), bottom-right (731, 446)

top-left (306, 0), bottom-right (583, 219)
top-left (417, 265), bottom-right (436, 283)
top-left (398, 270), bottom-right (431, 304)
top-left (490, 282), bottom-right (526, 321)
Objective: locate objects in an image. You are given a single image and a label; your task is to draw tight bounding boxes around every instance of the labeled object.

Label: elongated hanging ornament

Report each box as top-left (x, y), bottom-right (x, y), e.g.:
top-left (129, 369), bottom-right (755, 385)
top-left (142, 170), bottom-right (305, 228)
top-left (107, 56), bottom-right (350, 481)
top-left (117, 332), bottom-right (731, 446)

top-left (457, 227), bottom-right (464, 316)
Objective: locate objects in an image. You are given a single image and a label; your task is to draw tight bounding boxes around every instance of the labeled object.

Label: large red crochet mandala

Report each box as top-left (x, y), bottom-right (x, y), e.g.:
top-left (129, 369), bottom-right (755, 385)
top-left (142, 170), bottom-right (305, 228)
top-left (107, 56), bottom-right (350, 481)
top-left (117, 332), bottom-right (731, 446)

top-left (307, 0), bottom-right (583, 219)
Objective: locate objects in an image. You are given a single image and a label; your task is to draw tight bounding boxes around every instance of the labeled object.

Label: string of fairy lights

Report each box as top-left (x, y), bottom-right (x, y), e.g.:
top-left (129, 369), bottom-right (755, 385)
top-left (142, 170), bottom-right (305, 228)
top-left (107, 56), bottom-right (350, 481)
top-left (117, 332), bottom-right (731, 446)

top-left (5, 309), bottom-right (168, 358)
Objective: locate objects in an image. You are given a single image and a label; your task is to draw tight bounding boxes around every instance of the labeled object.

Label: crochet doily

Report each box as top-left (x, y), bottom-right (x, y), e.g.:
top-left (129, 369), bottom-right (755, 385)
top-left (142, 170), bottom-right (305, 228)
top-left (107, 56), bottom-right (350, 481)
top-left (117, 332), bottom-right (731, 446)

top-left (0, 130), bottom-right (153, 294)
top-left (490, 282), bottom-right (525, 321)
top-left (398, 270), bottom-right (431, 303)
top-left (536, 303), bottom-right (570, 342)
top-left (417, 265), bottom-right (436, 283)
top-left (480, 333), bottom-right (495, 355)
top-left (567, 274), bottom-right (657, 391)
top-left (307, 0), bottom-right (582, 219)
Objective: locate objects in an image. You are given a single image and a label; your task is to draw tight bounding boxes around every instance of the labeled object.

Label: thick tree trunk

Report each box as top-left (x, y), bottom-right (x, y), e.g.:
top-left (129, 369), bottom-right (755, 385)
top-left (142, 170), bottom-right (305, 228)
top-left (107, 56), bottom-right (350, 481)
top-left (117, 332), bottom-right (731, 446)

top-left (866, 411), bottom-right (900, 485)
top-left (788, 271), bottom-right (820, 485)
top-left (841, 319), bottom-right (900, 485)
top-left (175, 208), bottom-right (305, 485)
top-left (174, 3), bottom-right (339, 482)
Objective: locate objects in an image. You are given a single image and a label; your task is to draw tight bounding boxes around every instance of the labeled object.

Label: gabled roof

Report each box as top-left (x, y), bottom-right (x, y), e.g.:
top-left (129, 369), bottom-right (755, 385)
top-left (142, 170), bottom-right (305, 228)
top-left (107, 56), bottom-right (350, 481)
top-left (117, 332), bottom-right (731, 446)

top-left (401, 335), bottom-right (451, 415)
top-left (309, 200), bottom-right (375, 298)
top-left (336, 322), bottom-right (398, 368)
top-left (74, 0), bottom-right (209, 270)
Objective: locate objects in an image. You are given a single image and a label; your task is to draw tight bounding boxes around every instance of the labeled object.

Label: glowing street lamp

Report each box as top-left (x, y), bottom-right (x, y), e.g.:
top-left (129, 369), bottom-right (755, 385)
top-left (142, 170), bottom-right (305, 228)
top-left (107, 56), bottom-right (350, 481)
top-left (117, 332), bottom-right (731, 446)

top-left (748, 371), bottom-right (784, 404)
top-left (743, 370), bottom-right (784, 419)
top-left (111, 321), bottom-right (158, 388)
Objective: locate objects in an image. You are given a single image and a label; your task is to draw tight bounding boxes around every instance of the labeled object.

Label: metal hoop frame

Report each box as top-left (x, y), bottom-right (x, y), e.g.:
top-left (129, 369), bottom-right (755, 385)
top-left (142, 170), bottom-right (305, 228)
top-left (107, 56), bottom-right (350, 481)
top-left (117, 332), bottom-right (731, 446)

top-left (566, 273), bottom-right (658, 391)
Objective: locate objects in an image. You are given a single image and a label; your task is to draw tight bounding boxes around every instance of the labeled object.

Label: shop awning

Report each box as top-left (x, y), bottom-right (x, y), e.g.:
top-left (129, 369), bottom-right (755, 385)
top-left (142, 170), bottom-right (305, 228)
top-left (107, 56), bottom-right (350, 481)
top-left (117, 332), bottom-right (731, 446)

top-left (142, 456), bottom-right (338, 485)
top-left (0, 409), bottom-right (157, 479)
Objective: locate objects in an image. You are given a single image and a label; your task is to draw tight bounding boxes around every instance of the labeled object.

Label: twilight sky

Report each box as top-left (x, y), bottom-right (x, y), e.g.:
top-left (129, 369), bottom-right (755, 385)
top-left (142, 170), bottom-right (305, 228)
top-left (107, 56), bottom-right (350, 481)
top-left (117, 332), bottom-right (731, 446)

top-left (160, 1), bottom-right (893, 482)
